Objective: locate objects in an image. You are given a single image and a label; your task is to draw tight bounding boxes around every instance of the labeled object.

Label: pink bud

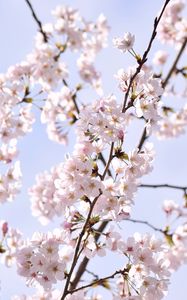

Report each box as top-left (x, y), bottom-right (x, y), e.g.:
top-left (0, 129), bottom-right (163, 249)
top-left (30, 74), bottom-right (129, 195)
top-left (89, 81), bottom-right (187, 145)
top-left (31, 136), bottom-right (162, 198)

top-left (62, 221), bottom-right (72, 230)
top-left (117, 129), bottom-right (124, 141)
top-left (2, 222), bottom-right (8, 236)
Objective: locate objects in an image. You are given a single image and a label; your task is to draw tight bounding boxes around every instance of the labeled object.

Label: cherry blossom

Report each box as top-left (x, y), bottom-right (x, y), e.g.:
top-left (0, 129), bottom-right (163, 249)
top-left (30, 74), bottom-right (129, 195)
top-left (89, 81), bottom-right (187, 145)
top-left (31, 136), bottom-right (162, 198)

top-left (1, 1), bottom-right (187, 300)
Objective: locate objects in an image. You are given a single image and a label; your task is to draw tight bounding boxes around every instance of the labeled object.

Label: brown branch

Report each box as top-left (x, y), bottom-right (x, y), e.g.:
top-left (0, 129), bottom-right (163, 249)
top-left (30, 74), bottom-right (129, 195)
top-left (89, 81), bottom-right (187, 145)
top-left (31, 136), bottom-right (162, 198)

top-left (122, 0), bottom-right (171, 112)
top-left (25, 0), bottom-right (48, 43)
top-left (137, 127), bottom-right (147, 151)
top-left (70, 221), bottom-right (108, 290)
top-left (162, 37), bottom-right (187, 89)
top-left (69, 269), bottom-right (126, 294)
top-left (139, 183), bottom-right (187, 192)
top-left (101, 142), bottom-right (114, 180)
top-left (125, 218), bottom-right (165, 234)
top-left (98, 153), bottom-right (112, 178)
top-left (60, 192), bottom-right (102, 300)
top-left (69, 144), bottom-right (114, 292)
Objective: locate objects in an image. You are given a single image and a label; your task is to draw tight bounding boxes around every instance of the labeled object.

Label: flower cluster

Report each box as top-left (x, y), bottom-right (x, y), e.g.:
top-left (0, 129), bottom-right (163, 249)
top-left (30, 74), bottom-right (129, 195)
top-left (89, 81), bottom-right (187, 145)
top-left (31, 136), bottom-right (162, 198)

top-left (0, 161), bottom-right (22, 204)
top-left (76, 94), bottom-right (129, 145)
top-left (41, 86), bottom-right (77, 144)
top-left (155, 104), bottom-right (187, 139)
top-left (16, 230), bottom-right (71, 289)
top-left (1, 1), bottom-right (187, 300)
top-left (158, 0), bottom-right (187, 47)
top-left (115, 67), bottom-right (163, 123)
top-left (0, 221), bottom-right (23, 267)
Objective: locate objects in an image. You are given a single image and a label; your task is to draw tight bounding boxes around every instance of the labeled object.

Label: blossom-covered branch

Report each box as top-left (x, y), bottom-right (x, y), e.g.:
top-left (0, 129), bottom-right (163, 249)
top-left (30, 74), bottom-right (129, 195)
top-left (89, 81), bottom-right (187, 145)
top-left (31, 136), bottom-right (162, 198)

top-left (1, 0), bottom-right (187, 299)
top-left (122, 0), bottom-right (171, 112)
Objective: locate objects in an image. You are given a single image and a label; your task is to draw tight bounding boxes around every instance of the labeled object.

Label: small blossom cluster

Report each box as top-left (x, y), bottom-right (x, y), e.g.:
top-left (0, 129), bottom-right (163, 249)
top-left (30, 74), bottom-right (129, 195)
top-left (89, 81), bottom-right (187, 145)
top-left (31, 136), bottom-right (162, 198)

top-left (0, 161), bottom-right (22, 204)
top-left (76, 94), bottom-right (129, 145)
top-left (163, 199), bottom-right (187, 218)
top-left (117, 233), bottom-right (170, 300)
top-left (48, 5), bottom-right (109, 93)
top-left (16, 230), bottom-right (72, 289)
top-left (115, 67), bottom-right (163, 124)
top-left (29, 165), bottom-right (64, 225)
top-left (0, 221), bottom-right (23, 267)
top-left (164, 224), bottom-right (187, 272)
top-left (94, 143), bottom-right (155, 221)
top-left (0, 70), bottom-right (35, 143)
top-left (41, 86), bottom-right (77, 144)
top-left (152, 50), bottom-right (168, 66)
top-left (158, 0), bottom-right (187, 47)
top-left (155, 104), bottom-right (187, 139)
top-left (0, 67), bottom-right (35, 203)
top-left (26, 43), bottom-right (68, 92)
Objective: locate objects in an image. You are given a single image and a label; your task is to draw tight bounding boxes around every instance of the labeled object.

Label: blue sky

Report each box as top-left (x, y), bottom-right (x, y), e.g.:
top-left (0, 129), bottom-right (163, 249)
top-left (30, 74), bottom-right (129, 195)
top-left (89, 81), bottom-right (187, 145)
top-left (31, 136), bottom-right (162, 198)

top-left (0, 1), bottom-right (187, 299)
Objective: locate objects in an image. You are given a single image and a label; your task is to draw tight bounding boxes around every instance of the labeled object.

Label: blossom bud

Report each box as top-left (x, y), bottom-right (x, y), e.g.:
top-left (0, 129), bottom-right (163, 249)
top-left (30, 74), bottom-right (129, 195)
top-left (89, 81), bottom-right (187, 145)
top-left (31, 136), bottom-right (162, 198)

top-left (2, 222), bottom-right (8, 237)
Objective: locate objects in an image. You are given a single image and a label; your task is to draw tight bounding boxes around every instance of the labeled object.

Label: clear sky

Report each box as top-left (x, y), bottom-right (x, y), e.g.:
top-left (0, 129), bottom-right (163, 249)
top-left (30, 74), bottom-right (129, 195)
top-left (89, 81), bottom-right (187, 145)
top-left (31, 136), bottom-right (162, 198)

top-left (0, 1), bottom-right (187, 299)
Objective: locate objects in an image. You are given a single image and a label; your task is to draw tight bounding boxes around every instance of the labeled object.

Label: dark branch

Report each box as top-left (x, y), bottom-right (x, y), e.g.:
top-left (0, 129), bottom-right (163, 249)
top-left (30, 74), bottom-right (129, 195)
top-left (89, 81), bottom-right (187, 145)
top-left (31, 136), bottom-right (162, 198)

top-left (69, 269), bottom-right (126, 294)
top-left (122, 0), bottom-right (171, 112)
top-left (70, 221), bottom-right (108, 290)
top-left (25, 0), bottom-right (48, 43)
top-left (162, 37), bottom-right (187, 89)
top-left (60, 192), bottom-right (102, 300)
top-left (101, 142), bottom-right (114, 180)
top-left (70, 1), bottom-right (172, 292)
top-left (125, 218), bottom-right (165, 234)
top-left (139, 183), bottom-right (187, 192)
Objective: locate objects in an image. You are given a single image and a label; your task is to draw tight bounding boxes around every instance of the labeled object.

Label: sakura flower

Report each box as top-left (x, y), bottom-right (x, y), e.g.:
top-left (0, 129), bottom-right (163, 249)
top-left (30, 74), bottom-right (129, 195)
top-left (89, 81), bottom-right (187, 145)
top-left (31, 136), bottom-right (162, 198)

top-left (113, 32), bottom-right (135, 52)
top-left (152, 50), bottom-right (168, 65)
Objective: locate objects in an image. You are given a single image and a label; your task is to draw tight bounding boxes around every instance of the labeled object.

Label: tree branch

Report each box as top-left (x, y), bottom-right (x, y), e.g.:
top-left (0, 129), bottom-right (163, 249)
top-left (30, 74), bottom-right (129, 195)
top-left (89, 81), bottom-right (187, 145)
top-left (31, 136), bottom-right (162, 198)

top-left (122, 0), bottom-right (171, 112)
top-left (139, 183), bottom-right (187, 192)
top-left (162, 37), bottom-right (187, 89)
top-left (69, 268), bottom-right (126, 294)
top-left (101, 142), bottom-right (114, 180)
top-left (60, 192), bottom-right (102, 300)
top-left (69, 0), bottom-right (172, 291)
top-left (125, 218), bottom-right (166, 234)
top-left (70, 221), bottom-right (108, 290)
top-left (25, 0), bottom-right (48, 43)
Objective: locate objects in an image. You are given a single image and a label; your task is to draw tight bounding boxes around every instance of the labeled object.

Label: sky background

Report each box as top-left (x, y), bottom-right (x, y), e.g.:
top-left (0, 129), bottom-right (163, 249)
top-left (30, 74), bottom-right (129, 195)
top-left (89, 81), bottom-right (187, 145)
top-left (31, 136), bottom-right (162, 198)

top-left (0, 0), bottom-right (187, 299)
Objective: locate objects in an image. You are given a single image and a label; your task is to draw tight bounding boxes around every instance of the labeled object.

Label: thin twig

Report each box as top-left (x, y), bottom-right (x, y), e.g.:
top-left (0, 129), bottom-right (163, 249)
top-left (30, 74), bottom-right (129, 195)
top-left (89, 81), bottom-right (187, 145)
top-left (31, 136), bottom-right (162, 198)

top-left (122, 0), bottom-right (171, 112)
top-left (125, 218), bottom-right (166, 234)
top-left (139, 183), bottom-right (187, 192)
top-left (98, 153), bottom-right (112, 178)
top-left (25, 0), bottom-right (48, 43)
top-left (60, 192), bottom-right (102, 300)
top-left (162, 37), bottom-right (187, 89)
top-left (69, 269), bottom-right (125, 294)
top-left (137, 127), bottom-right (147, 151)
top-left (70, 221), bottom-right (108, 290)
top-left (101, 142), bottom-right (114, 180)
